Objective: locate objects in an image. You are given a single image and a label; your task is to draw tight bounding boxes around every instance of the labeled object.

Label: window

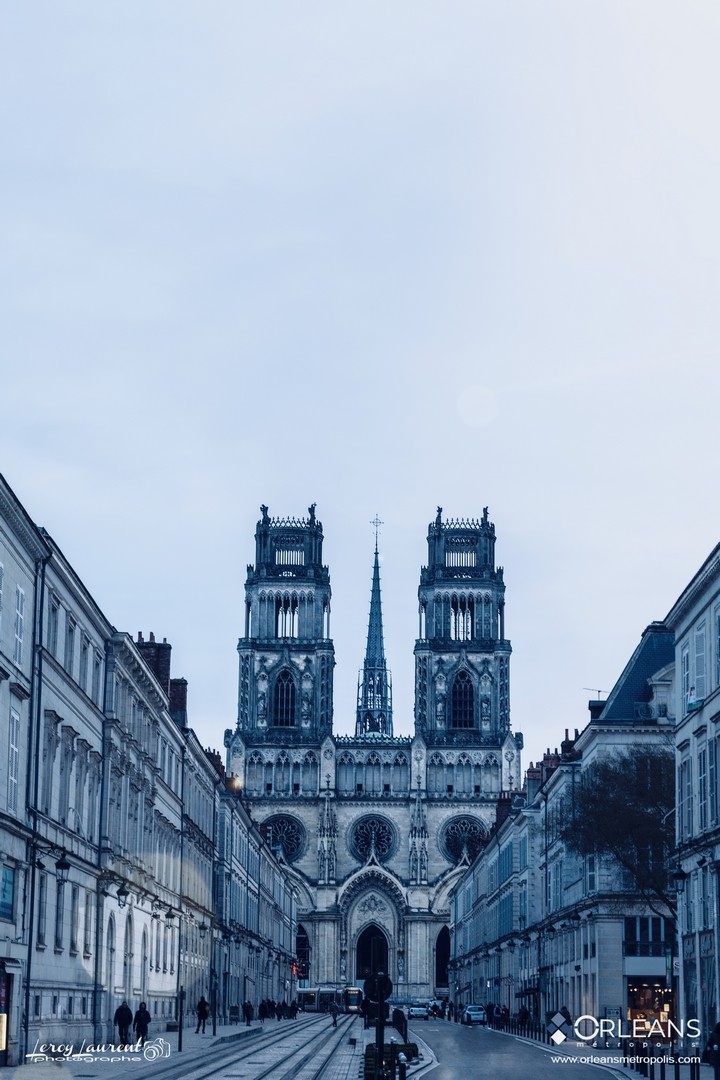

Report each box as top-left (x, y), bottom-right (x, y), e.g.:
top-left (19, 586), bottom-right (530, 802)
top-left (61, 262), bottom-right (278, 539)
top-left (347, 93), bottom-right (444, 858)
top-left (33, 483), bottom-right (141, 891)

top-left (65, 618), bottom-right (76, 675)
top-left (695, 622), bottom-right (707, 699)
top-left (8, 706), bottom-right (19, 815)
top-left (0, 866), bottom-right (15, 920)
top-left (83, 890), bottom-right (93, 955)
top-left (0, 562), bottom-right (3, 631)
top-left (450, 597), bottom-right (474, 641)
top-left (450, 671), bottom-right (474, 728)
top-left (681, 645), bottom-right (690, 711)
top-left (92, 652), bottom-right (102, 706)
top-left (37, 873), bottom-right (47, 946)
top-left (79, 636), bottom-right (89, 692)
top-left (710, 737), bottom-right (718, 828)
top-left (273, 670), bottom-right (296, 727)
top-left (55, 881), bottom-right (65, 950)
top-left (70, 885), bottom-right (79, 953)
top-left (48, 599), bottom-right (60, 656)
top-left (275, 595), bottom-right (299, 638)
top-left (699, 747), bottom-right (708, 832)
top-left (679, 759), bottom-right (693, 840)
top-left (13, 586), bottom-right (25, 665)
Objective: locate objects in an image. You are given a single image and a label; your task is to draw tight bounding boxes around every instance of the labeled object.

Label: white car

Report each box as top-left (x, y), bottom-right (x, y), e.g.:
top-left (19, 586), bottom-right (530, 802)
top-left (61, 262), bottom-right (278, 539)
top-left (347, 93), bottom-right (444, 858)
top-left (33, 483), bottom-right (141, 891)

top-left (407, 1003), bottom-right (429, 1020)
top-left (461, 1005), bottom-right (487, 1026)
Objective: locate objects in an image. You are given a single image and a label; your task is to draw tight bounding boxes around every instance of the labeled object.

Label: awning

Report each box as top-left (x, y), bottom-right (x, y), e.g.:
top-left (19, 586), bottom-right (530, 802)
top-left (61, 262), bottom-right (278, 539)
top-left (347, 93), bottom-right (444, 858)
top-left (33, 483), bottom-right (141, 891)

top-left (515, 985), bottom-right (539, 998)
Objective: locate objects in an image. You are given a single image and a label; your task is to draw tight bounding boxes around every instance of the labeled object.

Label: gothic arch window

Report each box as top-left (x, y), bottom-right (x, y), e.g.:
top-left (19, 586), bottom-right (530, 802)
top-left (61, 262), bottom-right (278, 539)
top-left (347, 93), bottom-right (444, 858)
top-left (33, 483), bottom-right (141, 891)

top-left (273, 669), bottom-right (297, 727)
top-left (450, 670), bottom-right (474, 729)
top-left (456, 754), bottom-right (473, 794)
top-left (349, 815), bottom-right (397, 863)
top-left (338, 753), bottom-right (354, 795)
top-left (392, 753), bottom-right (408, 792)
top-left (428, 753), bottom-right (445, 794)
top-left (484, 754), bottom-right (501, 793)
top-left (365, 752), bottom-right (382, 795)
top-left (450, 595), bottom-right (474, 641)
top-left (302, 751), bottom-right (318, 794)
top-left (275, 593), bottom-right (299, 638)
top-left (263, 815), bottom-right (306, 863)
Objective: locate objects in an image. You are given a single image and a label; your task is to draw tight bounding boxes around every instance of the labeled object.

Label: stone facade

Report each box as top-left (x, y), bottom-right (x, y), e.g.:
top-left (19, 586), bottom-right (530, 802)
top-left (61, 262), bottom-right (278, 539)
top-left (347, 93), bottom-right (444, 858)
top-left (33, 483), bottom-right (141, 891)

top-left (224, 506), bottom-right (523, 1001)
top-left (0, 474), bottom-right (297, 1066)
top-left (450, 624), bottom-right (676, 1027)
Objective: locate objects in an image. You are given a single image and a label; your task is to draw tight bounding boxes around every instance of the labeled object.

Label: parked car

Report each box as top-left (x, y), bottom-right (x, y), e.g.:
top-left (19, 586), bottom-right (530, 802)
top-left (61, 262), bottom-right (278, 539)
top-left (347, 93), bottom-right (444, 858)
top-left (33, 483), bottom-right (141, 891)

top-left (461, 1005), bottom-right (487, 1026)
top-left (407, 1002), bottom-right (429, 1021)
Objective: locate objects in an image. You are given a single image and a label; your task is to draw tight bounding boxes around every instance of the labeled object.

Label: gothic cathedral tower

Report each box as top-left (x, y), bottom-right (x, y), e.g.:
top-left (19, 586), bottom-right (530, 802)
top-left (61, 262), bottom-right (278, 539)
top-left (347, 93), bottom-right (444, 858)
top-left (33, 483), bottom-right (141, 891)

top-left (228, 505), bottom-right (333, 790)
top-left (414, 507), bottom-right (511, 748)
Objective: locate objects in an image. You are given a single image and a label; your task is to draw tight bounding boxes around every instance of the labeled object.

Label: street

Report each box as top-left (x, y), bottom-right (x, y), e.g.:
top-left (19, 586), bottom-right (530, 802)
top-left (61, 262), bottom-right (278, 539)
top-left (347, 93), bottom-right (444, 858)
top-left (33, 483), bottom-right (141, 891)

top-left (410, 1018), bottom-right (623, 1080)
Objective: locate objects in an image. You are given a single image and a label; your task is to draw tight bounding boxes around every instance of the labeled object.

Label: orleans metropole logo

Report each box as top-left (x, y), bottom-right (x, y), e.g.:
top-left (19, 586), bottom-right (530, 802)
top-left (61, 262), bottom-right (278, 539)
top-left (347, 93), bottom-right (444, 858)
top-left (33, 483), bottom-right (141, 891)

top-left (547, 1014), bottom-right (702, 1046)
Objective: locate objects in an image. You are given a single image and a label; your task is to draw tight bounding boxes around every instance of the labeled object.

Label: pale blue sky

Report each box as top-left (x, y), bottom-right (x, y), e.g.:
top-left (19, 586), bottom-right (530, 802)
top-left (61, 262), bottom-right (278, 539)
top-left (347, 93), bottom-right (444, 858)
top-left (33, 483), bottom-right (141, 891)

top-left (2, 2), bottom-right (719, 770)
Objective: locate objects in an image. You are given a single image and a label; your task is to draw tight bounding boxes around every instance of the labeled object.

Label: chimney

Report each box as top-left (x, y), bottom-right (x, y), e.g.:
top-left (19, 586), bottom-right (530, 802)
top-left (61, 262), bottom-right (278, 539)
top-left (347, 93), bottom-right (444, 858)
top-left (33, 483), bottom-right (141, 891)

top-left (136, 632), bottom-right (172, 694)
top-left (169, 678), bottom-right (188, 727)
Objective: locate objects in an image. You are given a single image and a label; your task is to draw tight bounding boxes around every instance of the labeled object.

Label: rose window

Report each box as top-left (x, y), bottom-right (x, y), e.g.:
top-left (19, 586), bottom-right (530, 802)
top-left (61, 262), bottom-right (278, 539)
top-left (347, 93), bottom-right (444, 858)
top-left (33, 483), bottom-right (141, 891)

top-left (350, 816), bottom-right (396, 863)
top-left (263, 815), bottom-right (306, 863)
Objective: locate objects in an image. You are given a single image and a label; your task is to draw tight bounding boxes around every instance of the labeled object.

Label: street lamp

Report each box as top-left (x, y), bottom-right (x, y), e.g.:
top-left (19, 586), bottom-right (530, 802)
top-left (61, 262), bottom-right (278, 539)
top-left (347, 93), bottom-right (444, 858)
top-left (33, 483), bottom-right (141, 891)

top-left (55, 852), bottom-right (71, 885)
top-left (116, 883), bottom-right (130, 909)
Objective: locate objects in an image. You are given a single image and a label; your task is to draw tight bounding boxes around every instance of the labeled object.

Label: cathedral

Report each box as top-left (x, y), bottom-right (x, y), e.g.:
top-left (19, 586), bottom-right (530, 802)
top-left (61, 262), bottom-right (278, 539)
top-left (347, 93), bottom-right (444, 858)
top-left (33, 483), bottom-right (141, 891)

top-left (224, 505), bottom-right (523, 1001)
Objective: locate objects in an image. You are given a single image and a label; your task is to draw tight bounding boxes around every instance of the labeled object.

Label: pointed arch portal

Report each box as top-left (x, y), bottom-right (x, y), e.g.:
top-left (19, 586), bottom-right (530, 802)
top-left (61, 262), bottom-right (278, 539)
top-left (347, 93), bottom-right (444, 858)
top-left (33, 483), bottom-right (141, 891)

top-left (356, 923), bottom-right (388, 981)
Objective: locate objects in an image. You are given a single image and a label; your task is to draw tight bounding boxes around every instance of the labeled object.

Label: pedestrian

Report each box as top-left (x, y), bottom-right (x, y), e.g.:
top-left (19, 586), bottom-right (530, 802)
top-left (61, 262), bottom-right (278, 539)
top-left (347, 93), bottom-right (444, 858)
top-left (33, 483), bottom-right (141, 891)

top-left (259, 1000), bottom-right (267, 1024)
top-left (361, 995), bottom-right (370, 1030)
top-left (703, 1020), bottom-right (720, 1080)
top-left (195, 995), bottom-right (210, 1034)
top-left (113, 1000), bottom-right (133, 1045)
top-left (275, 1000), bottom-right (283, 1021)
top-left (559, 1005), bottom-right (571, 1026)
top-left (242, 1000), bottom-right (253, 1027)
top-left (330, 1002), bottom-right (339, 1028)
top-left (133, 1002), bottom-right (151, 1048)
top-left (290, 1000), bottom-right (298, 1019)
top-left (448, 1001), bottom-right (454, 1022)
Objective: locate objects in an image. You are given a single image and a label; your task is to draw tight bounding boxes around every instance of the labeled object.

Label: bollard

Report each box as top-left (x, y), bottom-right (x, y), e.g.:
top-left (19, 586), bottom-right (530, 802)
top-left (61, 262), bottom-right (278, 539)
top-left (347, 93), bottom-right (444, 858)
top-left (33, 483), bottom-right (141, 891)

top-left (397, 1052), bottom-right (407, 1080)
top-left (389, 1037), bottom-right (397, 1080)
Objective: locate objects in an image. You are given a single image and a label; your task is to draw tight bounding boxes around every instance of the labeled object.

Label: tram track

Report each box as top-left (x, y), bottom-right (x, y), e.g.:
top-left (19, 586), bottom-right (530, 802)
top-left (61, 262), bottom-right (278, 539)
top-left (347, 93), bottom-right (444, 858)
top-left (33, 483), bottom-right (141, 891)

top-left (162, 1012), bottom-right (356, 1080)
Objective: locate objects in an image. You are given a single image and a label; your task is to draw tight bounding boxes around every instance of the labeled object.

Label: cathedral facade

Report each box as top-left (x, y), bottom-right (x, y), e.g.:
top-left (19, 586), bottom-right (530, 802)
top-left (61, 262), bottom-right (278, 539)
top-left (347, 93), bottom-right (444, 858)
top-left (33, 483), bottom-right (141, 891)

top-left (224, 506), bottom-right (523, 1001)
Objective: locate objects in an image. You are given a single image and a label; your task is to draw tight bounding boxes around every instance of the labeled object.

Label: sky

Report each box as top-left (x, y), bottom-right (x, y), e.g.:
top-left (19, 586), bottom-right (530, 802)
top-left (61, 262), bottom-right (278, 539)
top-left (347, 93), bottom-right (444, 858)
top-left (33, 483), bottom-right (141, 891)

top-left (2, 2), bottom-right (720, 774)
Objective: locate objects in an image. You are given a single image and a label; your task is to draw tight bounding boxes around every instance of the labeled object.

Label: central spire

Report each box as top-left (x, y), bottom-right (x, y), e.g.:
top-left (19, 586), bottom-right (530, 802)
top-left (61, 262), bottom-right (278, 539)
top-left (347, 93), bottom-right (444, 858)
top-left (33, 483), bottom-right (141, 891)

top-left (356, 519), bottom-right (393, 737)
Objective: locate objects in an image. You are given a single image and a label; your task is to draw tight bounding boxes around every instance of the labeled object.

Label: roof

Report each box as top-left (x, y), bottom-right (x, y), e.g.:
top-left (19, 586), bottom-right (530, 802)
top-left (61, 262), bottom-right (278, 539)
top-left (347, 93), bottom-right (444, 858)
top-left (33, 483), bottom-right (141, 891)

top-left (597, 622), bottom-right (674, 722)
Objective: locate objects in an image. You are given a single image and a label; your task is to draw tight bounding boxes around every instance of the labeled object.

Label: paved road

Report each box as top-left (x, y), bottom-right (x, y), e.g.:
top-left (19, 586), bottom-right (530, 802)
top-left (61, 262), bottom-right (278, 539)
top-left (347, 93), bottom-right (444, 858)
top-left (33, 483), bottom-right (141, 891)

top-left (410, 1019), bottom-right (624, 1080)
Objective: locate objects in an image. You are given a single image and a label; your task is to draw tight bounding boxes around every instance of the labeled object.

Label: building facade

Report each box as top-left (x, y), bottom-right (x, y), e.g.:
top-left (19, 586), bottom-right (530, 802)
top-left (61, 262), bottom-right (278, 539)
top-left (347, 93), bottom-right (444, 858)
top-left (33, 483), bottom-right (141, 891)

top-left (0, 474), bottom-right (296, 1067)
top-left (667, 543), bottom-right (720, 1040)
top-left (450, 624), bottom-right (676, 1028)
top-left (224, 505), bottom-right (523, 1001)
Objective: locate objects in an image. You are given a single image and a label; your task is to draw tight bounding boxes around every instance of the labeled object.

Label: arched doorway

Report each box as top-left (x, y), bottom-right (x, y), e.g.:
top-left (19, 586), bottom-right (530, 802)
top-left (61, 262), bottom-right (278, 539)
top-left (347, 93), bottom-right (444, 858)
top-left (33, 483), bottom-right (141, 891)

top-left (356, 924), bottom-right (388, 980)
top-left (435, 926), bottom-right (450, 991)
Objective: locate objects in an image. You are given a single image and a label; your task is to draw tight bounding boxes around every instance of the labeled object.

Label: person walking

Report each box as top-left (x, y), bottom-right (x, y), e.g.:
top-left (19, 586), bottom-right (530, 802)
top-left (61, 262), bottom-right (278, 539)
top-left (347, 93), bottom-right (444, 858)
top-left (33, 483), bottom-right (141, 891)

top-left (195, 995), bottom-right (210, 1034)
top-left (133, 1002), bottom-right (151, 1047)
top-left (259, 1000), bottom-right (267, 1024)
top-left (242, 1000), bottom-right (253, 1027)
top-left (330, 1002), bottom-right (339, 1028)
top-left (113, 1000), bottom-right (133, 1044)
